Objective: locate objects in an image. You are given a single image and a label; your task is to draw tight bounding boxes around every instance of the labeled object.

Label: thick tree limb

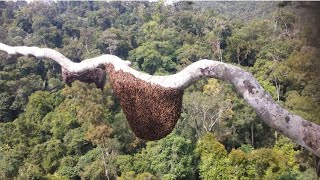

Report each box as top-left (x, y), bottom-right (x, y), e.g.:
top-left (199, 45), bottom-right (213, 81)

top-left (1, 42), bottom-right (319, 157)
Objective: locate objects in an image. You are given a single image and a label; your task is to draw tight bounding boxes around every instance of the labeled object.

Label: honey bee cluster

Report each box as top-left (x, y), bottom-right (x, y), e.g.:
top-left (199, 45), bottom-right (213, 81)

top-left (106, 64), bottom-right (184, 140)
top-left (62, 67), bottom-right (107, 90)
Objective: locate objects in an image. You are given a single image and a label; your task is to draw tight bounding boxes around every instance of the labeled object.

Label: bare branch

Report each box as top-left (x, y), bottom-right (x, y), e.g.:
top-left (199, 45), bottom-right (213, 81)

top-left (0, 42), bottom-right (131, 73)
top-left (1, 42), bottom-right (319, 157)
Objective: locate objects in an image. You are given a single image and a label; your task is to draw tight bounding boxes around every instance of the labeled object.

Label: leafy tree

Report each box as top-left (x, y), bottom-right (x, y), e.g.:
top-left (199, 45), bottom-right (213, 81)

top-left (0, 1), bottom-right (319, 179)
top-left (28, 139), bottom-right (65, 173)
top-left (196, 133), bottom-right (303, 180)
top-left (226, 20), bottom-right (273, 66)
top-left (129, 40), bottom-right (177, 74)
top-left (273, 8), bottom-right (295, 36)
top-left (17, 162), bottom-right (45, 180)
top-left (280, 47), bottom-right (320, 124)
top-left (98, 28), bottom-right (120, 55)
top-left (31, 16), bottom-right (62, 48)
top-left (175, 42), bottom-right (213, 70)
top-left (56, 156), bottom-right (79, 179)
top-left (195, 133), bottom-right (229, 179)
top-left (0, 144), bottom-right (28, 178)
top-left (183, 89), bottom-right (233, 140)
top-left (0, 92), bottom-right (14, 122)
top-left (117, 133), bottom-right (195, 179)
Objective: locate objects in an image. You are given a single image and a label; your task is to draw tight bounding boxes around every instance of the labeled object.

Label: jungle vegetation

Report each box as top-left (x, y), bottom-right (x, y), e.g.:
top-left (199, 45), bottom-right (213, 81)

top-left (0, 1), bottom-right (319, 179)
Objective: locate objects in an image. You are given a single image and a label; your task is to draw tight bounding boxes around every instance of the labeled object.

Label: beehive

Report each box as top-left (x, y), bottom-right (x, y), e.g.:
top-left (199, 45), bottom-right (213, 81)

top-left (106, 64), bottom-right (183, 140)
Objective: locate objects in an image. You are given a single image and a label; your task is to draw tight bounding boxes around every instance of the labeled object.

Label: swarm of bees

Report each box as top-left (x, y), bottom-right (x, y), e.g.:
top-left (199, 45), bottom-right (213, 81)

top-left (106, 64), bottom-right (184, 140)
top-left (62, 66), bottom-right (107, 90)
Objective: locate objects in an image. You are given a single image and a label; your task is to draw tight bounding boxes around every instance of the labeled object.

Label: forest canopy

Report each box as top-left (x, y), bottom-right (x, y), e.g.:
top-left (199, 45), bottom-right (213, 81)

top-left (0, 1), bottom-right (319, 179)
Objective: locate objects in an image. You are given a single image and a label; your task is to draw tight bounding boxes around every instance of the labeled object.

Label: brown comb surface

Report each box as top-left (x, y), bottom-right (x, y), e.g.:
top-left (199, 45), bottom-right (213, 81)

top-left (62, 67), bottom-right (106, 90)
top-left (106, 64), bottom-right (183, 140)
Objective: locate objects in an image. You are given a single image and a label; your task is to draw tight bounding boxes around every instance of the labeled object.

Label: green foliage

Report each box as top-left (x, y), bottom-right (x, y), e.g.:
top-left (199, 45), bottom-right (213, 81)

top-left (129, 29), bottom-right (179, 74)
top-left (195, 133), bottom-right (229, 179)
top-left (281, 47), bottom-right (320, 124)
top-left (118, 171), bottom-right (156, 180)
top-left (0, 144), bottom-right (28, 178)
top-left (116, 155), bottom-right (134, 173)
top-left (0, 92), bottom-right (14, 122)
top-left (175, 42), bottom-right (214, 70)
top-left (63, 127), bottom-right (88, 155)
top-left (135, 172), bottom-right (156, 180)
top-left (79, 159), bottom-right (105, 180)
top-left (56, 156), bottom-right (78, 179)
top-left (117, 133), bottom-right (195, 179)
top-left (226, 20), bottom-right (273, 66)
top-left (17, 162), bottom-right (46, 180)
top-left (196, 133), bottom-right (302, 180)
top-left (29, 139), bottom-right (65, 173)
top-left (183, 87), bottom-right (233, 141)
top-left (0, 1), bottom-right (318, 179)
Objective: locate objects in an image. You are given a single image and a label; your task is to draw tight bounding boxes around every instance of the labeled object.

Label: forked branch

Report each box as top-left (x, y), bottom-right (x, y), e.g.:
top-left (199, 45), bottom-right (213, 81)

top-left (1, 42), bottom-right (319, 157)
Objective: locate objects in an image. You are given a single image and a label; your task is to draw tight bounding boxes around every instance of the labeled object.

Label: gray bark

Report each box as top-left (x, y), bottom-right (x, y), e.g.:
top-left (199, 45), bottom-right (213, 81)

top-left (0, 42), bottom-right (319, 157)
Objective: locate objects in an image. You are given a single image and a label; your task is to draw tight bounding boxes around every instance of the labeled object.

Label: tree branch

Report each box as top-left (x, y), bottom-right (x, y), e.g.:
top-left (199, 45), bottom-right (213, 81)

top-left (1, 42), bottom-right (319, 157)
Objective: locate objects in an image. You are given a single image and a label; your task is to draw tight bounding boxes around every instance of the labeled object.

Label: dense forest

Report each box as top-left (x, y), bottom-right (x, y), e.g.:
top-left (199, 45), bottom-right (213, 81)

top-left (0, 1), bottom-right (319, 179)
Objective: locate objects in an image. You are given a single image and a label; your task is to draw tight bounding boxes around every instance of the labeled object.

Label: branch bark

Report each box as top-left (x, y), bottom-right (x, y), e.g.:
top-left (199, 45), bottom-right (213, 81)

top-left (1, 42), bottom-right (319, 157)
